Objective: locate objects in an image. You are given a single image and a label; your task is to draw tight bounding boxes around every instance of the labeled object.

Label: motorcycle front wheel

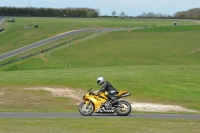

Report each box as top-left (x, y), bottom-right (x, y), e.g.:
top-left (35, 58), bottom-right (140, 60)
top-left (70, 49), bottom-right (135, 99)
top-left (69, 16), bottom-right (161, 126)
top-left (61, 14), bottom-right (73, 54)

top-left (78, 101), bottom-right (94, 116)
top-left (115, 100), bottom-right (132, 116)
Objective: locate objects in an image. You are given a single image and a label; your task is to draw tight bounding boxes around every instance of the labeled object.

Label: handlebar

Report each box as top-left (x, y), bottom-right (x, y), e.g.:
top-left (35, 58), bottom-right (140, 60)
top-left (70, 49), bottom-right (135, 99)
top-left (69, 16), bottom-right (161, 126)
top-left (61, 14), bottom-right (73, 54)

top-left (87, 88), bottom-right (93, 92)
top-left (87, 88), bottom-right (100, 96)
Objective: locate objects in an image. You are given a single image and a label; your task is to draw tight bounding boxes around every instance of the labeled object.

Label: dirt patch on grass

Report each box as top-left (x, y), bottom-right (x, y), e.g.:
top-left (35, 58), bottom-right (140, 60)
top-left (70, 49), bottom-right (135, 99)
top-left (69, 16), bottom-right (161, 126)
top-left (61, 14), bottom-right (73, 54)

top-left (191, 48), bottom-right (200, 53)
top-left (35, 53), bottom-right (48, 62)
top-left (24, 87), bottom-right (85, 104)
top-left (0, 92), bottom-right (4, 96)
top-left (131, 102), bottom-right (198, 113)
top-left (0, 92), bottom-right (5, 104)
top-left (24, 87), bottom-right (198, 113)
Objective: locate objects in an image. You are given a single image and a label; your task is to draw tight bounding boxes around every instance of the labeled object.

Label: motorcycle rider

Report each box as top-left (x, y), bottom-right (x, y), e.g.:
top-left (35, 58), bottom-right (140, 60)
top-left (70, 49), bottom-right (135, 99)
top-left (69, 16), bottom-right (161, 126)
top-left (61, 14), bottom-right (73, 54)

top-left (96, 77), bottom-right (119, 106)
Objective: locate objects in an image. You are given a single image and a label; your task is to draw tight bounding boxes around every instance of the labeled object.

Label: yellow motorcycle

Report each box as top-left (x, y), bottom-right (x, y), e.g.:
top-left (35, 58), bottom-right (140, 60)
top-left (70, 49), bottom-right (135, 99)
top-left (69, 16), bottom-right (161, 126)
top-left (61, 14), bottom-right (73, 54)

top-left (78, 89), bottom-right (132, 116)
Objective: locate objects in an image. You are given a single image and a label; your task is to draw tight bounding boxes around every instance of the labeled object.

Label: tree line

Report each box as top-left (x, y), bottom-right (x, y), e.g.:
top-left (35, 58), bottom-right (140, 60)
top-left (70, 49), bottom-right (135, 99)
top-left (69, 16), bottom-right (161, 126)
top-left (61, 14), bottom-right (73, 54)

top-left (174, 8), bottom-right (200, 19)
top-left (136, 12), bottom-right (171, 18)
top-left (1, 6), bottom-right (200, 19)
top-left (111, 8), bottom-right (200, 19)
top-left (0, 6), bottom-right (99, 17)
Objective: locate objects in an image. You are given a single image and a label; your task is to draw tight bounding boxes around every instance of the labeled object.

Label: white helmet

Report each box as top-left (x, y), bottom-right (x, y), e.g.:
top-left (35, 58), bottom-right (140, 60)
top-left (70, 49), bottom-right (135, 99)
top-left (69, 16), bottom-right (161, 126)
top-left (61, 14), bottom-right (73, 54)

top-left (97, 77), bottom-right (104, 85)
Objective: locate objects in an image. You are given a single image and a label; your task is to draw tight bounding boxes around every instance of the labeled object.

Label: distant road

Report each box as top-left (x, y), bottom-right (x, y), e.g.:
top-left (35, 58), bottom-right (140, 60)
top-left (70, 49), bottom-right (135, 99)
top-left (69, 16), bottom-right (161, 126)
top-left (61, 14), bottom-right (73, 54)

top-left (0, 28), bottom-right (112, 61)
top-left (0, 16), bottom-right (4, 25)
top-left (0, 112), bottom-right (199, 119)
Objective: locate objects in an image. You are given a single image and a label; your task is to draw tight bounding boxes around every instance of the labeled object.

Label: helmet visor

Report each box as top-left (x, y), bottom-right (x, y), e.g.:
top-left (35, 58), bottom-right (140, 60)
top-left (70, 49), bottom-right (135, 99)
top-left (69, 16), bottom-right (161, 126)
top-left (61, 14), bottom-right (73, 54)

top-left (97, 80), bottom-right (104, 85)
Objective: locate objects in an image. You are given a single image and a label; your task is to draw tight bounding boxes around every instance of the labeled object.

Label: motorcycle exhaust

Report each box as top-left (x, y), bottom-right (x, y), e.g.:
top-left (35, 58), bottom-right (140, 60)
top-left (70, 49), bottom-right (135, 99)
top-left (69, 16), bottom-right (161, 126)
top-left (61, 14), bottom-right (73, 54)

top-left (120, 92), bottom-right (131, 98)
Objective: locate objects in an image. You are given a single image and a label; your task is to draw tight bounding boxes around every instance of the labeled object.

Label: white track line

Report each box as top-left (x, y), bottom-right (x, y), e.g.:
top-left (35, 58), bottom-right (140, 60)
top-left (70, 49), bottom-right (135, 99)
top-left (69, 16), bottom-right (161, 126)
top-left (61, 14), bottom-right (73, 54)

top-left (0, 30), bottom-right (79, 57)
top-left (0, 29), bottom-right (93, 61)
top-left (0, 18), bottom-right (4, 26)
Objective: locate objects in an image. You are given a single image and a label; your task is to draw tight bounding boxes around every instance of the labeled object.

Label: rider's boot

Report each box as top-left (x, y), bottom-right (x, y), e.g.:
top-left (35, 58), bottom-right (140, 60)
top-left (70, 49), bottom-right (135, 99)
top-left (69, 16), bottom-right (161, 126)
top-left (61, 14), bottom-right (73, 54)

top-left (102, 100), bottom-right (112, 109)
top-left (110, 97), bottom-right (119, 106)
top-left (111, 99), bottom-right (119, 106)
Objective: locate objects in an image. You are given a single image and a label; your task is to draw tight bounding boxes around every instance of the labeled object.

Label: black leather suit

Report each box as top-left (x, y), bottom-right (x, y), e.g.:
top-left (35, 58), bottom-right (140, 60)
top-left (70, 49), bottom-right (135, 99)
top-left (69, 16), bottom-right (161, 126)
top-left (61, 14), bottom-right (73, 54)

top-left (99, 81), bottom-right (119, 100)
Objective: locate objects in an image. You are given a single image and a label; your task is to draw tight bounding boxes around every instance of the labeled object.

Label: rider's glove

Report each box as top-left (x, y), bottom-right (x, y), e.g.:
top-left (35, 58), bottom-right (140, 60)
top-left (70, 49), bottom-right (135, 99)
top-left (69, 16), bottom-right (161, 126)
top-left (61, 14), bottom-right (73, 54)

top-left (94, 90), bottom-right (100, 95)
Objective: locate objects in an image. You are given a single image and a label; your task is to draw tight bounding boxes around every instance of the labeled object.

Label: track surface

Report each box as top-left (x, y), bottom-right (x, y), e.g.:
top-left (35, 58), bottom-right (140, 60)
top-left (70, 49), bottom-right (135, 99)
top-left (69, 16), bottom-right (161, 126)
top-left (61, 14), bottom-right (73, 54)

top-left (0, 16), bottom-right (4, 25)
top-left (0, 26), bottom-right (111, 61)
top-left (0, 112), bottom-right (199, 119)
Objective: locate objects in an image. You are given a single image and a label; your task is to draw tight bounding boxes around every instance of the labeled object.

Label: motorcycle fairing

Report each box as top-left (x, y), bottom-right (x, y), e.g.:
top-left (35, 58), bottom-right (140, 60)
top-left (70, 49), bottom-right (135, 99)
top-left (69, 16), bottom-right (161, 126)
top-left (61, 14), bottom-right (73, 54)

top-left (83, 95), bottom-right (107, 112)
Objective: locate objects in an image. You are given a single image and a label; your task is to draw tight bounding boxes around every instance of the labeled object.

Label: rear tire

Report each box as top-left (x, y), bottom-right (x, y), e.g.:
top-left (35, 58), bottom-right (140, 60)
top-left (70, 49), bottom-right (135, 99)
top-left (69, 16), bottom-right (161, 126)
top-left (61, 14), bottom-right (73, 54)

top-left (115, 100), bottom-right (132, 116)
top-left (78, 101), bottom-right (94, 116)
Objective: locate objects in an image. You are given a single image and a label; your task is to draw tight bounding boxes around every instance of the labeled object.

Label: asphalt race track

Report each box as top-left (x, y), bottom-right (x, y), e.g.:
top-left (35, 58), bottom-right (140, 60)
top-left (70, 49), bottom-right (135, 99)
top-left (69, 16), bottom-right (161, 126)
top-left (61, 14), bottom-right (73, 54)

top-left (0, 112), bottom-right (199, 119)
top-left (0, 17), bottom-right (4, 25)
top-left (0, 16), bottom-right (137, 61)
top-left (0, 26), bottom-right (112, 61)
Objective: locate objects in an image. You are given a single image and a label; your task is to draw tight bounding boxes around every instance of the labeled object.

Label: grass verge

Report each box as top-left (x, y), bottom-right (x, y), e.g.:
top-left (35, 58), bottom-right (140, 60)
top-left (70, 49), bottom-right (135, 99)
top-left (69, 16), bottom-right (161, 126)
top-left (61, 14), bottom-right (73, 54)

top-left (0, 65), bottom-right (199, 111)
top-left (0, 118), bottom-right (199, 133)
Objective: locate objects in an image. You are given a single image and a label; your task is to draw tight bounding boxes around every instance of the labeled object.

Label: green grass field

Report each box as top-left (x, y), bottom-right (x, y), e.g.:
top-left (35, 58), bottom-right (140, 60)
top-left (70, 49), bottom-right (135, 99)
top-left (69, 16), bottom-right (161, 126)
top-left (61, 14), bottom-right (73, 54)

top-left (0, 17), bottom-right (200, 133)
top-left (0, 118), bottom-right (199, 133)
top-left (0, 17), bottom-right (188, 54)
top-left (0, 17), bottom-right (200, 112)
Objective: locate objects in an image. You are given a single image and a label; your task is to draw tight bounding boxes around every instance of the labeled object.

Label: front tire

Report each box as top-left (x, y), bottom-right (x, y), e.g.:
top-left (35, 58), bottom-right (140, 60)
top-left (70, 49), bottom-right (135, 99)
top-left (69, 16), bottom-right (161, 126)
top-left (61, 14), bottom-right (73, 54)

top-left (115, 100), bottom-right (132, 116)
top-left (78, 101), bottom-right (94, 116)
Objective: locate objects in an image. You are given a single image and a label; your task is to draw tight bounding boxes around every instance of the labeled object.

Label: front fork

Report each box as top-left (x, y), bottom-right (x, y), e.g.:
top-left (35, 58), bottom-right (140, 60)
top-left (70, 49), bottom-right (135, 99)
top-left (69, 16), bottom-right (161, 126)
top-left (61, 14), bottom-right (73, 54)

top-left (85, 101), bottom-right (90, 109)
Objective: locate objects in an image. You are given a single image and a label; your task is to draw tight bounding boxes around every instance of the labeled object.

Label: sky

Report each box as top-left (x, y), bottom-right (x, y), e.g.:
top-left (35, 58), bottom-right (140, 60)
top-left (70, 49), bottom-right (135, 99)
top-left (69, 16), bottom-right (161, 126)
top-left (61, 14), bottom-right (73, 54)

top-left (0, 0), bottom-right (200, 16)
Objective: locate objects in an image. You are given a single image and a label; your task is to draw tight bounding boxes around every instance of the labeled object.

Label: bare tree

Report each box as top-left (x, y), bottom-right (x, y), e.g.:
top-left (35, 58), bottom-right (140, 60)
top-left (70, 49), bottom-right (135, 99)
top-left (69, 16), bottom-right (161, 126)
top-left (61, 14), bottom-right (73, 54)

top-left (112, 11), bottom-right (116, 17)
top-left (174, 8), bottom-right (200, 19)
top-left (120, 11), bottom-right (125, 17)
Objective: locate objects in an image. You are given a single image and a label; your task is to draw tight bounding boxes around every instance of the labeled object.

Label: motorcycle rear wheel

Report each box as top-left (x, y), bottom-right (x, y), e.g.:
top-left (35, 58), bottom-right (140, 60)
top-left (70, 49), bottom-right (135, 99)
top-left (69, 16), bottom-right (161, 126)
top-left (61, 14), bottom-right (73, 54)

top-left (79, 101), bottom-right (94, 116)
top-left (115, 100), bottom-right (132, 116)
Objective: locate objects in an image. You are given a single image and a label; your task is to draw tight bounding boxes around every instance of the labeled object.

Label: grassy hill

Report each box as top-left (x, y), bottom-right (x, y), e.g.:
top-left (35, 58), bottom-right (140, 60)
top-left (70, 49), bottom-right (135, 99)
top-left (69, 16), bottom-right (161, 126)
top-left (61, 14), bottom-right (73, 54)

top-left (0, 17), bottom-right (185, 55)
top-left (0, 18), bottom-right (200, 112)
